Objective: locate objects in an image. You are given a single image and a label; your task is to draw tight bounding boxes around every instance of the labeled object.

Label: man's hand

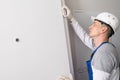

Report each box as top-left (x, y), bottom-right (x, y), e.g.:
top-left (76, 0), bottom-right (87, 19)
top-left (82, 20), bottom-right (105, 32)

top-left (62, 5), bottom-right (73, 20)
top-left (56, 74), bottom-right (73, 80)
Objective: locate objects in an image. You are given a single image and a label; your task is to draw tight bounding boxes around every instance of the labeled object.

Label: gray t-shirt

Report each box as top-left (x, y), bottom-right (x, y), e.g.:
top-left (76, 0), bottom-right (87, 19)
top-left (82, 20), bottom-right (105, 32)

top-left (91, 43), bottom-right (119, 80)
top-left (92, 43), bottom-right (119, 73)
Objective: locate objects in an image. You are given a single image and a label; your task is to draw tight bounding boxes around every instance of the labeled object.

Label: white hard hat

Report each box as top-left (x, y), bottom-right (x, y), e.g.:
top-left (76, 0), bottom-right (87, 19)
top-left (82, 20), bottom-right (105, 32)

top-left (91, 12), bottom-right (119, 32)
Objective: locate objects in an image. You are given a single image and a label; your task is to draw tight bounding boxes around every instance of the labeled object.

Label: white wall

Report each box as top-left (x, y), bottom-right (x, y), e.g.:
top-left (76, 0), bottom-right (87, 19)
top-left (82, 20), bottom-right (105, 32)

top-left (0, 0), bottom-right (72, 80)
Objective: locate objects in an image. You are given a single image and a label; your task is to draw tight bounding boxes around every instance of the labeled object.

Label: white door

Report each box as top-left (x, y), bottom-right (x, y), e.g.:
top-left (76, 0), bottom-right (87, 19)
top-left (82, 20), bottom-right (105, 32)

top-left (0, 0), bottom-right (71, 80)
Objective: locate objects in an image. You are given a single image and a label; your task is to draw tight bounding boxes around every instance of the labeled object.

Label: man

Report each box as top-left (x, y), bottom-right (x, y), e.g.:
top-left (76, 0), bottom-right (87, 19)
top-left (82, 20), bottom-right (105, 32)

top-left (62, 5), bottom-right (120, 80)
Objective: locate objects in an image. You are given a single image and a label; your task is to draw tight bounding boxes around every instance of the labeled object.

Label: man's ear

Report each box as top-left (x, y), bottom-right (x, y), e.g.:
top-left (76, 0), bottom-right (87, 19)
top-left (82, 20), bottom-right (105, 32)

top-left (101, 26), bottom-right (108, 33)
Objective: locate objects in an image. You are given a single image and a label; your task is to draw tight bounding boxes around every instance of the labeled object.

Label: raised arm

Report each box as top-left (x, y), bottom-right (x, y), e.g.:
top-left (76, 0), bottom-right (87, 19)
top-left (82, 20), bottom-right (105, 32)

top-left (71, 18), bottom-right (94, 50)
top-left (62, 5), bottom-right (95, 50)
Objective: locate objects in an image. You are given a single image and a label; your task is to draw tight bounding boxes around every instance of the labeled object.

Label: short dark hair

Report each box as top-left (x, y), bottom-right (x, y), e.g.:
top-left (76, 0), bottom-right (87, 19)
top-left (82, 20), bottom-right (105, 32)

top-left (95, 19), bottom-right (114, 38)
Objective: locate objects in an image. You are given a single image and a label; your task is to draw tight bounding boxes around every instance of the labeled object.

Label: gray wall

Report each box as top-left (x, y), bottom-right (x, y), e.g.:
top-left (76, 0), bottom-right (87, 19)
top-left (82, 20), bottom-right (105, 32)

top-left (65, 0), bottom-right (120, 80)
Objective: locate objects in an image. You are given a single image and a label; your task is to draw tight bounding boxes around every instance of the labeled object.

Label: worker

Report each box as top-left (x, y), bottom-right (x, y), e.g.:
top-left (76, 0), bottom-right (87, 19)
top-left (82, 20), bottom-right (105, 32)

top-left (62, 5), bottom-right (120, 80)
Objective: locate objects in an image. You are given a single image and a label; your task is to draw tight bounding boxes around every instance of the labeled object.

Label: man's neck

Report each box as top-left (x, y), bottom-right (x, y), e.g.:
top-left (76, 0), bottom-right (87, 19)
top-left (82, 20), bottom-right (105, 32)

top-left (93, 36), bottom-right (109, 47)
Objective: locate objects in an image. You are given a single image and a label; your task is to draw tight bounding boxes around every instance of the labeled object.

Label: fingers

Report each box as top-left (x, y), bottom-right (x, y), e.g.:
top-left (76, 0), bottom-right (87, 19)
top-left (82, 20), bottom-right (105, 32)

top-left (56, 74), bottom-right (73, 80)
top-left (68, 74), bottom-right (73, 80)
top-left (62, 5), bottom-right (71, 18)
top-left (56, 75), bottom-right (70, 80)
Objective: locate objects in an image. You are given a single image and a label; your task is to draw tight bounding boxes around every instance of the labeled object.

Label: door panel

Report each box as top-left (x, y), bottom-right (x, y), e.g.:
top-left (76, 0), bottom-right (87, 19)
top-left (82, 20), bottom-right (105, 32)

top-left (0, 0), bottom-right (71, 80)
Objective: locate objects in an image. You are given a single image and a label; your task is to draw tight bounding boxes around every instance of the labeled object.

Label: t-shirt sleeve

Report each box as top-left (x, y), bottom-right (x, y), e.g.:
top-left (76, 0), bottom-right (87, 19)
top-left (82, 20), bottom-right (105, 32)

top-left (92, 45), bottom-right (115, 73)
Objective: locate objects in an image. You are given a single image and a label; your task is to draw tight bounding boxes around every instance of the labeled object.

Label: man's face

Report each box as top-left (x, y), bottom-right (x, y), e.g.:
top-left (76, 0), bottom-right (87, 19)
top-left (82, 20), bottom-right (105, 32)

top-left (89, 20), bottom-right (103, 38)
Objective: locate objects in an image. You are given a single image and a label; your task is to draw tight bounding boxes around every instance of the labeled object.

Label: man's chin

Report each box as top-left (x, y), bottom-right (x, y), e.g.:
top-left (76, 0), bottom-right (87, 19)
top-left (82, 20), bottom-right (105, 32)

top-left (89, 34), bottom-right (94, 38)
top-left (89, 34), bottom-right (92, 37)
